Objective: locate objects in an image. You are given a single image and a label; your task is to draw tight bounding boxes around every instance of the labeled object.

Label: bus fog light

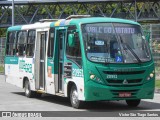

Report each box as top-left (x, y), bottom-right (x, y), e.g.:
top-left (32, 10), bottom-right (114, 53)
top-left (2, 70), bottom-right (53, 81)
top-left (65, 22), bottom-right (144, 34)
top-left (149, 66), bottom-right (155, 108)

top-left (96, 78), bottom-right (100, 81)
top-left (96, 78), bottom-right (101, 82)
top-left (96, 78), bottom-right (103, 83)
top-left (150, 73), bottom-right (154, 78)
top-left (147, 77), bottom-right (151, 80)
top-left (90, 75), bottom-right (95, 79)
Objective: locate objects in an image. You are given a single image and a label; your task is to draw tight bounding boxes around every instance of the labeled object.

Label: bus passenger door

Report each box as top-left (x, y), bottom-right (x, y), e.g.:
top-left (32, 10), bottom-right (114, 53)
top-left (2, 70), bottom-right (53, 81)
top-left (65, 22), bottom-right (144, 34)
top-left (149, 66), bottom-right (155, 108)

top-left (35, 31), bottom-right (48, 90)
top-left (46, 28), bottom-right (55, 95)
top-left (54, 29), bottom-right (66, 93)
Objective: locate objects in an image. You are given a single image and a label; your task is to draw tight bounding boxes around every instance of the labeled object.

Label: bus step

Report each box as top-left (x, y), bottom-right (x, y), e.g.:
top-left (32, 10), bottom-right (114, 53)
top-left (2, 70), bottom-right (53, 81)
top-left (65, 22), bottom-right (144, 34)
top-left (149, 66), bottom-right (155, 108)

top-left (36, 90), bottom-right (45, 94)
top-left (55, 92), bottom-right (65, 97)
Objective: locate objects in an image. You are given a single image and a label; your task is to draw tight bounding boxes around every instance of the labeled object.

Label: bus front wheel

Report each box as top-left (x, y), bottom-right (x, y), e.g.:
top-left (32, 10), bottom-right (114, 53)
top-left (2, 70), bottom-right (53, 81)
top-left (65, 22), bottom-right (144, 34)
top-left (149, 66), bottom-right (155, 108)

top-left (126, 99), bottom-right (141, 107)
top-left (70, 85), bottom-right (84, 109)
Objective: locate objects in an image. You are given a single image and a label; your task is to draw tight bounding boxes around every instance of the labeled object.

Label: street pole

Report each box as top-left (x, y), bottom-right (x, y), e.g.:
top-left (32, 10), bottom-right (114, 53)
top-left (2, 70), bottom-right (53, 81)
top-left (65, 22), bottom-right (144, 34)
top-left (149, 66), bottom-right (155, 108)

top-left (135, 0), bottom-right (137, 22)
top-left (12, 0), bottom-right (15, 26)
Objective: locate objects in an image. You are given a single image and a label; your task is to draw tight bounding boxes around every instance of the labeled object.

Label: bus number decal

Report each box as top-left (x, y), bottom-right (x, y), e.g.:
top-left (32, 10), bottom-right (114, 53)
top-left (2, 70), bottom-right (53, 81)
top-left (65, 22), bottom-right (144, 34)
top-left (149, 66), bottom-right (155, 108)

top-left (72, 69), bottom-right (83, 77)
top-left (107, 75), bottom-right (117, 79)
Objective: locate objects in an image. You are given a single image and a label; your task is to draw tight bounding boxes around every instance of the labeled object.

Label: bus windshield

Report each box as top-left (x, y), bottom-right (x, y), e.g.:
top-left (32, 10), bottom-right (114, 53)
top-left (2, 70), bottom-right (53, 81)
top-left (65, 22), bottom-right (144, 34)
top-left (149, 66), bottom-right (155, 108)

top-left (81, 23), bottom-right (151, 63)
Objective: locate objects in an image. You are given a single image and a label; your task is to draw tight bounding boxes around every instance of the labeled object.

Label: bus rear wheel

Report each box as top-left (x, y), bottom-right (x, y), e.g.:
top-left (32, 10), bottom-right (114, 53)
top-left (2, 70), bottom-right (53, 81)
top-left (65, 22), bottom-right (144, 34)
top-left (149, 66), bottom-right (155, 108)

top-left (70, 85), bottom-right (84, 109)
top-left (126, 99), bottom-right (141, 107)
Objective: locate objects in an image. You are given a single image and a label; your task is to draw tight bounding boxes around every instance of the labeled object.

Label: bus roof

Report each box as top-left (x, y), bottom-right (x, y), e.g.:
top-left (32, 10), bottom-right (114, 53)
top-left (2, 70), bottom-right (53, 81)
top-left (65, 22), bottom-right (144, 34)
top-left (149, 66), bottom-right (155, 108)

top-left (73, 17), bottom-right (139, 24)
top-left (8, 22), bottom-right (53, 31)
top-left (51, 17), bottom-right (140, 27)
top-left (8, 17), bottom-right (140, 31)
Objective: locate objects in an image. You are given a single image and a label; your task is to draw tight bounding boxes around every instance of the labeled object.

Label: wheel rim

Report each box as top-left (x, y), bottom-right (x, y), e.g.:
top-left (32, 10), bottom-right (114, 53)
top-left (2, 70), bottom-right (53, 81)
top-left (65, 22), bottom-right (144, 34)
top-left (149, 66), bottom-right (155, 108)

top-left (25, 82), bottom-right (29, 95)
top-left (72, 89), bottom-right (78, 105)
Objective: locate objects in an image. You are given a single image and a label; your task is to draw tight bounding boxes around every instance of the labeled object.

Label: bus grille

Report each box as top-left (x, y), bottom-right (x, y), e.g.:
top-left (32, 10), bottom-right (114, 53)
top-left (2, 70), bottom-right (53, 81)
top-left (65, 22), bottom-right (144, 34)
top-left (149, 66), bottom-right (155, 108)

top-left (106, 79), bottom-right (142, 86)
top-left (103, 70), bottom-right (145, 75)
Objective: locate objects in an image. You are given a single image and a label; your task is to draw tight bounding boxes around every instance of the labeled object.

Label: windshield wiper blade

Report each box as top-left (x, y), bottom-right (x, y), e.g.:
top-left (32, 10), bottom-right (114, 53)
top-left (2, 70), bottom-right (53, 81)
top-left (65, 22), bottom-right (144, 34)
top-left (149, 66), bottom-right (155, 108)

top-left (118, 35), bottom-right (142, 63)
top-left (111, 23), bottom-right (142, 63)
top-left (125, 43), bottom-right (142, 63)
top-left (119, 35), bottom-right (142, 63)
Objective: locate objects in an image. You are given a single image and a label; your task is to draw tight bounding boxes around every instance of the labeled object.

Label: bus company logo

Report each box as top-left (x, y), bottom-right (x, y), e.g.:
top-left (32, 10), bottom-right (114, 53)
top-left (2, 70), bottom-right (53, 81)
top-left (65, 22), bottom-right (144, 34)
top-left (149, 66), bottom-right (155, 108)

top-left (2, 112), bottom-right (11, 118)
top-left (19, 60), bottom-right (32, 73)
top-left (123, 79), bottom-right (128, 84)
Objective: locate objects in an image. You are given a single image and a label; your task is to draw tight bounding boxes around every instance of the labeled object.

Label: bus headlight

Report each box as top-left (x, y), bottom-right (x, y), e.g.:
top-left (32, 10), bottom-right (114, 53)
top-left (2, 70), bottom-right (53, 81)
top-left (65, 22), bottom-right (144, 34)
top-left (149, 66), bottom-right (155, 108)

top-left (150, 73), bottom-right (154, 78)
top-left (90, 75), bottom-right (95, 79)
top-left (89, 73), bottom-right (104, 84)
top-left (147, 71), bottom-right (154, 81)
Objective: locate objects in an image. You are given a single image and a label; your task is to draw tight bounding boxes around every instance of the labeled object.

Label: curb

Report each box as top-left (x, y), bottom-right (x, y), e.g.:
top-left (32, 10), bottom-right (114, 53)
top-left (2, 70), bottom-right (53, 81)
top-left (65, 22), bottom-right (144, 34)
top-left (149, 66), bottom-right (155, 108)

top-left (155, 88), bottom-right (160, 94)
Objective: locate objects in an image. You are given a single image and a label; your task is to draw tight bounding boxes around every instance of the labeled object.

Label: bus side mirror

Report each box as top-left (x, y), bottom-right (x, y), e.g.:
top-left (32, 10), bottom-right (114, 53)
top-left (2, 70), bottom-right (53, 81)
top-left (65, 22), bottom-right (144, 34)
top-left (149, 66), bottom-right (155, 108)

top-left (143, 30), bottom-right (150, 43)
top-left (68, 34), bottom-right (75, 47)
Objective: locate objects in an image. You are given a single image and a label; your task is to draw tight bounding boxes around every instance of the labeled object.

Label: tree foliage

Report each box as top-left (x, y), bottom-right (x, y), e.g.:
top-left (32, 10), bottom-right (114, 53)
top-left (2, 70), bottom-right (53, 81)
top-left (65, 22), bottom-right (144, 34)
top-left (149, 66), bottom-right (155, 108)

top-left (0, 28), bottom-right (7, 37)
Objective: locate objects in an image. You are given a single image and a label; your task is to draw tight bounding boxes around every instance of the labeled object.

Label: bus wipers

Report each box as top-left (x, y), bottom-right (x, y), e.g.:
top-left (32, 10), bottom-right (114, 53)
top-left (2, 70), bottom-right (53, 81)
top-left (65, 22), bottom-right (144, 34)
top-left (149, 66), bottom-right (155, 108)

top-left (119, 36), bottom-right (142, 64)
top-left (111, 23), bottom-right (141, 64)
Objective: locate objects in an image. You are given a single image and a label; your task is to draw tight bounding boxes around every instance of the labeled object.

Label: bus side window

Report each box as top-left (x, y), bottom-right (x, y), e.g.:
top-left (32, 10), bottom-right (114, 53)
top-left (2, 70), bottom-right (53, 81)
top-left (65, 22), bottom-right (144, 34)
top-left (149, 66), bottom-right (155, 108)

top-left (6, 31), bottom-right (17, 56)
top-left (47, 28), bottom-right (54, 57)
top-left (26, 30), bottom-right (35, 57)
top-left (66, 26), bottom-right (82, 66)
top-left (17, 31), bottom-right (27, 56)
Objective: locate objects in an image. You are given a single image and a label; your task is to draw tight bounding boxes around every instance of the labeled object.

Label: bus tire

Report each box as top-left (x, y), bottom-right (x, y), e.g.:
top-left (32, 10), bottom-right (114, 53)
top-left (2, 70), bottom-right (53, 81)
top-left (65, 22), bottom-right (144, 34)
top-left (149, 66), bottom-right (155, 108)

top-left (70, 85), bottom-right (84, 109)
top-left (35, 92), bottom-right (42, 98)
top-left (126, 99), bottom-right (141, 107)
top-left (24, 80), bottom-right (35, 98)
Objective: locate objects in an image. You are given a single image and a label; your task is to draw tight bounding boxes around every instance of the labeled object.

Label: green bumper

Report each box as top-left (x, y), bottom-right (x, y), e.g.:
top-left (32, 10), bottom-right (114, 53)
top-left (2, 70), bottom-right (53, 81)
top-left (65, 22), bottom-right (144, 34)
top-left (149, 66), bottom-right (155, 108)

top-left (85, 80), bottom-right (155, 101)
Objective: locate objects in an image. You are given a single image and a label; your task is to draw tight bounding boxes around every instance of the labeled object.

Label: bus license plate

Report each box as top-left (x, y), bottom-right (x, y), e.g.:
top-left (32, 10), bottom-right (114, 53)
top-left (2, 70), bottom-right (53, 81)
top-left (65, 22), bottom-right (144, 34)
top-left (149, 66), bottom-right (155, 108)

top-left (119, 92), bottom-right (131, 97)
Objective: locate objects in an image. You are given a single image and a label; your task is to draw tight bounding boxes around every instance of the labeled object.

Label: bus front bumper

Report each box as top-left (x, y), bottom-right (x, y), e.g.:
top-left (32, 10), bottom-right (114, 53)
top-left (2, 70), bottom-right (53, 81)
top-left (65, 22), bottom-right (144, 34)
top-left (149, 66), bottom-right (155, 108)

top-left (84, 80), bottom-right (155, 101)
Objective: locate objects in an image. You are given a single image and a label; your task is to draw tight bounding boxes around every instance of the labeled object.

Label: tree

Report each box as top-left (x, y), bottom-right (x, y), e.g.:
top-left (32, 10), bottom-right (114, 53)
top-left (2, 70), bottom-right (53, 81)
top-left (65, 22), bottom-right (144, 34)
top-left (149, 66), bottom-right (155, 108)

top-left (0, 28), bottom-right (7, 37)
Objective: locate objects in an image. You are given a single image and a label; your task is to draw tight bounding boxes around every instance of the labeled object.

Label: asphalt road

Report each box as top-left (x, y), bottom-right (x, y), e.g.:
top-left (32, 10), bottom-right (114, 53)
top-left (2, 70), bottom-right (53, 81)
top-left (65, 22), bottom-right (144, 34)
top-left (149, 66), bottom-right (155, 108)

top-left (0, 75), bottom-right (160, 119)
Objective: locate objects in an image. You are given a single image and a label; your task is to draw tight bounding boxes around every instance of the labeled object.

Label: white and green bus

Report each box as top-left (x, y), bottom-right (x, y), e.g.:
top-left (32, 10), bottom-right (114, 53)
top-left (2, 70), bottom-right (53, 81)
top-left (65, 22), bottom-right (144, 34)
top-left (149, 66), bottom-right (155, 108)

top-left (5, 15), bottom-right (155, 108)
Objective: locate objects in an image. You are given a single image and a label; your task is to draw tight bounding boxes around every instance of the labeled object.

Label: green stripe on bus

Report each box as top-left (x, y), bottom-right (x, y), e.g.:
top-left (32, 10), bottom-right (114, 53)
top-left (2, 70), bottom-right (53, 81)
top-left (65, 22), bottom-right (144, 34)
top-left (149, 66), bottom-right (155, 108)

top-left (5, 57), bottom-right (18, 64)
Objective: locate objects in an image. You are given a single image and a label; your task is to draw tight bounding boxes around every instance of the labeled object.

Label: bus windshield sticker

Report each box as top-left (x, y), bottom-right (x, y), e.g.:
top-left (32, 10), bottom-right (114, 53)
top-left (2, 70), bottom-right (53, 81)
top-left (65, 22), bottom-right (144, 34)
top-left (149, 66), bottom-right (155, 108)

top-left (95, 40), bottom-right (104, 45)
top-left (116, 56), bottom-right (123, 62)
top-left (90, 56), bottom-right (105, 62)
top-left (90, 56), bottom-right (115, 63)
